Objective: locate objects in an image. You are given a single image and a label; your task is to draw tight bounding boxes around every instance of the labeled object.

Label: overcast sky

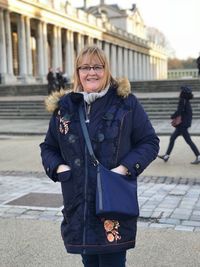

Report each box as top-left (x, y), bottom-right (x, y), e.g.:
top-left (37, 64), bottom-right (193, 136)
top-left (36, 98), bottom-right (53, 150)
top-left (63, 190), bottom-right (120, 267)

top-left (72, 0), bottom-right (200, 59)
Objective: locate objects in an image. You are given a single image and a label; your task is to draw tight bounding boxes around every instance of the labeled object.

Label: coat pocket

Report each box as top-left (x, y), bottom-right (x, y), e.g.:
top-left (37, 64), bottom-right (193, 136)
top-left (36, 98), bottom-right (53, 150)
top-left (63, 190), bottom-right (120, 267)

top-left (57, 170), bottom-right (74, 205)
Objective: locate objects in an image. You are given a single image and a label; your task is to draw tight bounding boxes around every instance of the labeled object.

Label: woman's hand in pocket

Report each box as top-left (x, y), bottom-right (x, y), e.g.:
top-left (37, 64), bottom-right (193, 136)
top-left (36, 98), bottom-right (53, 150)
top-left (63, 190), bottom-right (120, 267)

top-left (110, 165), bottom-right (128, 176)
top-left (57, 164), bottom-right (71, 173)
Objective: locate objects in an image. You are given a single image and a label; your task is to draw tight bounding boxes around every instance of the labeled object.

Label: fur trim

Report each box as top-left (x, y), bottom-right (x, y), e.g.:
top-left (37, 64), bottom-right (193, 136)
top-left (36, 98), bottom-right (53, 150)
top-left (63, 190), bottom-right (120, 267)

top-left (116, 77), bottom-right (131, 98)
top-left (44, 89), bottom-right (71, 112)
top-left (45, 78), bottom-right (131, 112)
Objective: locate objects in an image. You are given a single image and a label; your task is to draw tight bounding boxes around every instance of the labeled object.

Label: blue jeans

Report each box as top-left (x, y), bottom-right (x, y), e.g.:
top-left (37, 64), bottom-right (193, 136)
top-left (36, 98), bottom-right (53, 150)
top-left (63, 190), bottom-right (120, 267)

top-left (81, 251), bottom-right (126, 267)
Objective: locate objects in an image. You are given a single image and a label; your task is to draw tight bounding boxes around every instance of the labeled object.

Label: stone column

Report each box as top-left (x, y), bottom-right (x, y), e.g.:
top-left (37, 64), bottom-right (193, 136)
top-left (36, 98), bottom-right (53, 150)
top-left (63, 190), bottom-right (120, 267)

top-left (133, 51), bottom-right (138, 80)
top-left (52, 25), bottom-right (58, 69)
top-left (104, 41), bottom-right (110, 63)
top-left (153, 57), bottom-right (157, 79)
top-left (4, 10), bottom-right (13, 75)
top-left (17, 14), bottom-right (27, 76)
top-left (117, 46), bottom-right (123, 77)
top-left (138, 53), bottom-right (142, 80)
top-left (110, 44), bottom-right (117, 78)
top-left (0, 9), bottom-right (7, 75)
top-left (95, 39), bottom-right (102, 48)
top-left (146, 55), bottom-right (150, 80)
top-left (88, 36), bottom-right (93, 45)
top-left (57, 26), bottom-right (63, 70)
top-left (76, 32), bottom-right (84, 55)
top-left (123, 48), bottom-right (128, 79)
top-left (150, 56), bottom-right (153, 79)
top-left (142, 54), bottom-right (147, 80)
top-left (25, 17), bottom-right (32, 76)
top-left (37, 20), bottom-right (45, 77)
top-left (156, 57), bottom-right (159, 79)
top-left (65, 29), bottom-right (74, 79)
top-left (128, 49), bottom-right (134, 81)
top-left (42, 22), bottom-right (48, 76)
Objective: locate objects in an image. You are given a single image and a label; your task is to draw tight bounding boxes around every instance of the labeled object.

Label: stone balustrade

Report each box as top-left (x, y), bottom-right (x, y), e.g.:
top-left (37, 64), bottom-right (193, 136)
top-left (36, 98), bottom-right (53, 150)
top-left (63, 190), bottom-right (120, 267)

top-left (168, 69), bottom-right (199, 79)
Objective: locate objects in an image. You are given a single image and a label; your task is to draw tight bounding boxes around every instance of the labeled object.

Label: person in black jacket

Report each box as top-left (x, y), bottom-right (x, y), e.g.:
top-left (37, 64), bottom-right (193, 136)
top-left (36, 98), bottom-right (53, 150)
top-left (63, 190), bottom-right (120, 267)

top-left (196, 54), bottom-right (200, 76)
top-left (47, 67), bottom-right (56, 94)
top-left (158, 86), bottom-right (200, 164)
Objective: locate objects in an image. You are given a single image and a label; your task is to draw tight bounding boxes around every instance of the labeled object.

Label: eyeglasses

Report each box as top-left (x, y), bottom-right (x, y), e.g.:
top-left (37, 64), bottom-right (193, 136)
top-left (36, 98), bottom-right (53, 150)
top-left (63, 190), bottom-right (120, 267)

top-left (78, 65), bottom-right (104, 74)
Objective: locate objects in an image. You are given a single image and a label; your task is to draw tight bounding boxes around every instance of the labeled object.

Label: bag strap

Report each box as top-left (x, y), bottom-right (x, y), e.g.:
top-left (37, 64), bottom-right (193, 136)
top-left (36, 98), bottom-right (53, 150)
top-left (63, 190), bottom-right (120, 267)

top-left (78, 105), bottom-right (99, 166)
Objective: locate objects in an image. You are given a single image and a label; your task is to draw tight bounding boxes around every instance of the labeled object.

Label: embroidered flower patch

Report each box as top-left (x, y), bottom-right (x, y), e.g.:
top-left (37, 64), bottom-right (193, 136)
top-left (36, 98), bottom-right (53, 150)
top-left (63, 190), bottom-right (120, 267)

top-left (58, 111), bottom-right (70, 135)
top-left (103, 219), bottom-right (121, 242)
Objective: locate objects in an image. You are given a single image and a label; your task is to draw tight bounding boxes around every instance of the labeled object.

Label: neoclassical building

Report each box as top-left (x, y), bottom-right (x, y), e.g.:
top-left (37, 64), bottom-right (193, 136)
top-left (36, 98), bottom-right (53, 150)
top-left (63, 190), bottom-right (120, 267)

top-left (0, 0), bottom-right (168, 84)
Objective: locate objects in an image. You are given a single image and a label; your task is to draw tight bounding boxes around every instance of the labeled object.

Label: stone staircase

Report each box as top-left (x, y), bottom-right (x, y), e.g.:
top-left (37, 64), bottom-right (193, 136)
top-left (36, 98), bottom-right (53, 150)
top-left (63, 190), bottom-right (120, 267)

top-left (0, 96), bottom-right (199, 120)
top-left (0, 99), bottom-right (50, 120)
top-left (131, 78), bottom-right (200, 92)
top-left (139, 98), bottom-right (200, 119)
top-left (0, 79), bottom-right (199, 120)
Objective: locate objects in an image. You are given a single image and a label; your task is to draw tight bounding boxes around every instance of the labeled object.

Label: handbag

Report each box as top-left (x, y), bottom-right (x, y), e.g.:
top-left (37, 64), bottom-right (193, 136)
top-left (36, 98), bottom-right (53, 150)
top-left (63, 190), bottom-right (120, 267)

top-left (78, 105), bottom-right (139, 220)
top-left (171, 115), bottom-right (182, 127)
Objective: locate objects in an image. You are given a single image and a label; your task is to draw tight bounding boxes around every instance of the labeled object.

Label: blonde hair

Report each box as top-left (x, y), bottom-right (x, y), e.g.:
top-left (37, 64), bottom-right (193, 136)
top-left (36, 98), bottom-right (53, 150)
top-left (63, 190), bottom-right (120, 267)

top-left (73, 46), bottom-right (117, 92)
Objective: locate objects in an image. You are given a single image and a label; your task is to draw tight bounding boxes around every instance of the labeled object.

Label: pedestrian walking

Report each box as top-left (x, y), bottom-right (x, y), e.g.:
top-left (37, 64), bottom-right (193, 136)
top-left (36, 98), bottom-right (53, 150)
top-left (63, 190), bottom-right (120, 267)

top-left (158, 86), bottom-right (200, 164)
top-left (40, 46), bottom-right (159, 267)
top-left (196, 53), bottom-right (200, 76)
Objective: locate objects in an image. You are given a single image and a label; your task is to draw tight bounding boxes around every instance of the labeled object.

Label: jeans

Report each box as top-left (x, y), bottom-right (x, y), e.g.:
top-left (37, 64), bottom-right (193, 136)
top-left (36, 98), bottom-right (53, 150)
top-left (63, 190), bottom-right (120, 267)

top-left (166, 127), bottom-right (200, 156)
top-left (81, 251), bottom-right (126, 267)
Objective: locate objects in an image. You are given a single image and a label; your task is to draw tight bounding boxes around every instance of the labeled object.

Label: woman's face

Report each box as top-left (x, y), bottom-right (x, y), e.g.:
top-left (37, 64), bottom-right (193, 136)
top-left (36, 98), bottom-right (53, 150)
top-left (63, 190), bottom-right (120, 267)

top-left (78, 55), bottom-right (105, 93)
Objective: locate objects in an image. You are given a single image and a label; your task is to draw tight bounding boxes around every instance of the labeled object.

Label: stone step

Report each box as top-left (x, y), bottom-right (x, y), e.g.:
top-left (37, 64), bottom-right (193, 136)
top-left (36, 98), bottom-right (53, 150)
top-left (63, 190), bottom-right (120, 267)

top-left (131, 79), bottom-right (200, 92)
top-left (0, 79), bottom-right (199, 96)
top-left (0, 95), bottom-right (199, 120)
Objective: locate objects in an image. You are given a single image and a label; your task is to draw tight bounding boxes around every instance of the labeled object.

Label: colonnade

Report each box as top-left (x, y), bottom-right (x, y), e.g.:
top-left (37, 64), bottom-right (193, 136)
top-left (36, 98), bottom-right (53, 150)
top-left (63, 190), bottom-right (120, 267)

top-left (0, 2), bottom-right (167, 85)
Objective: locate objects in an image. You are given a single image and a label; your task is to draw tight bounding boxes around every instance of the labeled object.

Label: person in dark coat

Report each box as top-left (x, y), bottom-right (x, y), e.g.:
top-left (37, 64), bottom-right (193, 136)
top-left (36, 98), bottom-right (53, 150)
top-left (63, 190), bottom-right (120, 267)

top-left (196, 53), bottom-right (200, 76)
top-left (158, 86), bottom-right (200, 164)
top-left (40, 46), bottom-right (159, 267)
top-left (56, 67), bottom-right (64, 91)
top-left (47, 67), bottom-right (56, 94)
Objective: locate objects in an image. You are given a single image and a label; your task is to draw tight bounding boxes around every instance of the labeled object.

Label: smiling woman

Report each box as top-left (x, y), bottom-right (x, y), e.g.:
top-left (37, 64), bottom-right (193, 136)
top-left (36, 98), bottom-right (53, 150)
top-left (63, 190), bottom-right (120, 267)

top-left (74, 46), bottom-right (112, 93)
top-left (78, 63), bottom-right (105, 93)
top-left (40, 45), bottom-right (159, 267)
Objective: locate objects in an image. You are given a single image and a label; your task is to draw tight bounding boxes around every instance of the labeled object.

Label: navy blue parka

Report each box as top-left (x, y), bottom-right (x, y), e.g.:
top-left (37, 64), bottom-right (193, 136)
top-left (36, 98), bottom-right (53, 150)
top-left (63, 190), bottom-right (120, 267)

top-left (40, 79), bottom-right (159, 255)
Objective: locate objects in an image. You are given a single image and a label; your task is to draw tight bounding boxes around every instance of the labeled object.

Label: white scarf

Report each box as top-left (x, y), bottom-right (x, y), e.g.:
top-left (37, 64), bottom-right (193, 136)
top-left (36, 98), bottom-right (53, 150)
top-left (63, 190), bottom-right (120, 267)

top-left (80, 85), bottom-right (109, 105)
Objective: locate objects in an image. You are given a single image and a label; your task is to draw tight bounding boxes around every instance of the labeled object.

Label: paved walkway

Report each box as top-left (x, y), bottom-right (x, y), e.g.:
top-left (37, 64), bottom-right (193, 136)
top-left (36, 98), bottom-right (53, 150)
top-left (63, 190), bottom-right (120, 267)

top-left (0, 172), bottom-right (200, 232)
top-left (1, 171), bottom-right (200, 266)
top-left (0, 118), bottom-right (200, 136)
top-left (0, 92), bottom-right (200, 266)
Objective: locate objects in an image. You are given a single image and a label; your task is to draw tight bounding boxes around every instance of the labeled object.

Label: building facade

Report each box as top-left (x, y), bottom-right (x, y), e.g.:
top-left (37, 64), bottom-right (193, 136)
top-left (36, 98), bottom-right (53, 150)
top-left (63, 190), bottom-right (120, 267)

top-left (0, 0), bottom-right (168, 85)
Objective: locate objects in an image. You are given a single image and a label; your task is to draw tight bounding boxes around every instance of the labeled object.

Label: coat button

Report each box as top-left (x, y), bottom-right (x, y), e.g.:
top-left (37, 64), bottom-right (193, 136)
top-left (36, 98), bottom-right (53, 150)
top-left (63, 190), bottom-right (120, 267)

top-left (74, 158), bottom-right (81, 167)
top-left (68, 134), bottom-right (77, 143)
top-left (103, 113), bottom-right (114, 120)
top-left (135, 163), bottom-right (140, 169)
top-left (98, 133), bottom-right (104, 142)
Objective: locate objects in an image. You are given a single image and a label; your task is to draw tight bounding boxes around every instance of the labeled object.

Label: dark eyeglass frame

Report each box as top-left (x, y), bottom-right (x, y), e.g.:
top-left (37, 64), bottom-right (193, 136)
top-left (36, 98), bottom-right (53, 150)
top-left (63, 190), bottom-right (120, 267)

top-left (78, 64), bottom-right (104, 74)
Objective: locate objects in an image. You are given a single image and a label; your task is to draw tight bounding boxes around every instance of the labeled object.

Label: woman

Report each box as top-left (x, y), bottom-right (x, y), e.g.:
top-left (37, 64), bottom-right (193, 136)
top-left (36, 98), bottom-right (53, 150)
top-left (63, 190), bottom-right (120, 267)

top-left (40, 46), bottom-right (159, 267)
top-left (158, 86), bottom-right (200, 164)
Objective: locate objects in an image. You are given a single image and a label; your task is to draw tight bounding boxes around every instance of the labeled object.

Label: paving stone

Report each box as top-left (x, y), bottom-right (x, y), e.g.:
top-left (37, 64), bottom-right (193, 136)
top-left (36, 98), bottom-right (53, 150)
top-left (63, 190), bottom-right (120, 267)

top-left (159, 218), bottom-right (181, 225)
top-left (190, 216), bottom-right (200, 221)
top-left (174, 225), bottom-right (194, 232)
top-left (170, 213), bottom-right (191, 220)
top-left (181, 220), bottom-right (200, 227)
top-left (149, 223), bottom-right (174, 229)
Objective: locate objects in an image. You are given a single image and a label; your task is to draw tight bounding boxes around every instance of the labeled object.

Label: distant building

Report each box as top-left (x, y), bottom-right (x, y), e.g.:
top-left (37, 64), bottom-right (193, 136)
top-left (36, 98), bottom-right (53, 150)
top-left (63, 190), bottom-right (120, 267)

top-left (87, 3), bottom-right (146, 39)
top-left (0, 0), bottom-right (167, 85)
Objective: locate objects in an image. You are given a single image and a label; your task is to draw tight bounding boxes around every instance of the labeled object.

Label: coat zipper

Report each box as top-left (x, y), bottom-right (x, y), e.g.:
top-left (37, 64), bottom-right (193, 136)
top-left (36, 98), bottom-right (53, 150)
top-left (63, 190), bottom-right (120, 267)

top-left (82, 103), bottom-right (91, 254)
top-left (82, 145), bottom-right (88, 254)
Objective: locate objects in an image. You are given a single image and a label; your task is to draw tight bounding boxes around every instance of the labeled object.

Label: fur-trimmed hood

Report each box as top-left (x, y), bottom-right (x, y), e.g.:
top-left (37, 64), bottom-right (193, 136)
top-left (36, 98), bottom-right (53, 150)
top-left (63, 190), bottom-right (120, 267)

top-left (45, 78), bottom-right (131, 113)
